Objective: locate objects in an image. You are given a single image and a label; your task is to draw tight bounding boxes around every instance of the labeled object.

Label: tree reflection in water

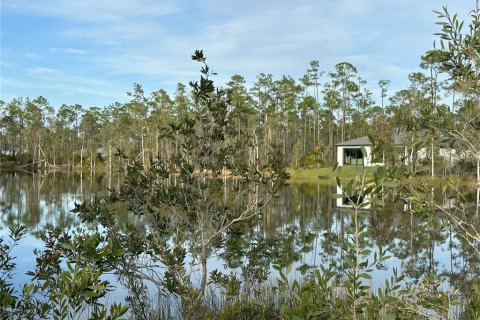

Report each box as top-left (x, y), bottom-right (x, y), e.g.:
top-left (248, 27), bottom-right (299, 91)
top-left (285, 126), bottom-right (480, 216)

top-left (0, 172), bottom-right (478, 297)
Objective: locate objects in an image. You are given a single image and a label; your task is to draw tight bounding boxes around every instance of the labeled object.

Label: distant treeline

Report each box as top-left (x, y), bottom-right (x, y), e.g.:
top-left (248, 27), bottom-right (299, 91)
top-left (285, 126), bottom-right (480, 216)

top-left (0, 61), bottom-right (478, 175)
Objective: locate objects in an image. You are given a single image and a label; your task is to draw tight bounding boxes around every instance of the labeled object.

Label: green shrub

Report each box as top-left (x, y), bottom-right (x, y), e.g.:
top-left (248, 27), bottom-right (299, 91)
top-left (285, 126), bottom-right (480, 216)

top-left (452, 157), bottom-right (477, 176)
top-left (299, 154), bottom-right (316, 168)
top-left (465, 281), bottom-right (480, 320)
top-left (182, 302), bottom-right (216, 320)
top-left (14, 153), bottom-right (33, 165)
top-left (218, 300), bottom-right (278, 320)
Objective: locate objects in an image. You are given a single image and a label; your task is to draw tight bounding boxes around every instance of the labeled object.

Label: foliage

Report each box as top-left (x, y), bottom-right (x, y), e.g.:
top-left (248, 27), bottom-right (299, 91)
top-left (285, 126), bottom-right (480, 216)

top-left (425, 4), bottom-right (480, 95)
top-left (299, 154), bottom-right (318, 168)
top-left (452, 157), bottom-right (478, 175)
top-left (278, 137), bottom-right (479, 319)
top-left (218, 300), bottom-right (278, 320)
top-left (1, 226), bottom-right (49, 319)
top-left (29, 50), bottom-right (290, 318)
top-left (424, 2), bottom-right (480, 181)
top-left (0, 225), bottom-right (128, 319)
top-left (1, 2), bottom-right (480, 318)
top-left (465, 280), bottom-right (480, 320)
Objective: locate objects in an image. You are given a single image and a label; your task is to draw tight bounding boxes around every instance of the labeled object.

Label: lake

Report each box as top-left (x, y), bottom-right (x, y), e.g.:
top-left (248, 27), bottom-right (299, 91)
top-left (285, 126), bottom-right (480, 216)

top-left (1, 170), bottom-right (479, 307)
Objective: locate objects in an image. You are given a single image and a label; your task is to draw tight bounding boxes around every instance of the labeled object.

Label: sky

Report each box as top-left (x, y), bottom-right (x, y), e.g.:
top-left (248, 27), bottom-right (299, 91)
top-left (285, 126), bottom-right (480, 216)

top-left (0, 0), bottom-right (475, 108)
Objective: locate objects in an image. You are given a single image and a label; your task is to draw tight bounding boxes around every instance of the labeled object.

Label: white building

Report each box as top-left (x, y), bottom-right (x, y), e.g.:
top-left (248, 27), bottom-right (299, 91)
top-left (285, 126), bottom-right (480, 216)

top-left (336, 136), bottom-right (380, 167)
top-left (335, 186), bottom-right (371, 209)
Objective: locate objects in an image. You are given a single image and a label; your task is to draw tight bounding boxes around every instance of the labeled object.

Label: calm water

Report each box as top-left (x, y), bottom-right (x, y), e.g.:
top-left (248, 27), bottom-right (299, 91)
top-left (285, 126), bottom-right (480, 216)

top-left (1, 171), bottom-right (479, 300)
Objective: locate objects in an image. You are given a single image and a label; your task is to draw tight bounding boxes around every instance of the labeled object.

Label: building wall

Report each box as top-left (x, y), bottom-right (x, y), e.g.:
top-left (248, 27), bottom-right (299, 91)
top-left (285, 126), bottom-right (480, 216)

top-left (337, 146), bottom-right (378, 167)
top-left (412, 147), bottom-right (459, 162)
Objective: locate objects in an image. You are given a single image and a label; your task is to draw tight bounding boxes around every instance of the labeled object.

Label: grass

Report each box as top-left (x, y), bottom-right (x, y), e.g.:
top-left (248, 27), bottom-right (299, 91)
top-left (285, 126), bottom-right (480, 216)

top-left (288, 166), bottom-right (479, 188)
top-left (288, 166), bottom-right (380, 184)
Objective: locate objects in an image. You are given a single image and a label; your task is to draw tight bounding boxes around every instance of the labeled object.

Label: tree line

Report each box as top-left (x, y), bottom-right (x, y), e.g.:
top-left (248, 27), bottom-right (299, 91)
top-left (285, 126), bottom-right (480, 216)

top-left (0, 60), bottom-right (477, 176)
top-left (0, 3), bottom-right (479, 319)
top-left (1, 5), bottom-right (479, 179)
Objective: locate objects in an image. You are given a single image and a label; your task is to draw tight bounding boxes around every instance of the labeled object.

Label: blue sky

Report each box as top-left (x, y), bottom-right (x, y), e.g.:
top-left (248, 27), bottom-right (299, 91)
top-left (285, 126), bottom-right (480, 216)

top-left (0, 0), bottom-right (474, 108)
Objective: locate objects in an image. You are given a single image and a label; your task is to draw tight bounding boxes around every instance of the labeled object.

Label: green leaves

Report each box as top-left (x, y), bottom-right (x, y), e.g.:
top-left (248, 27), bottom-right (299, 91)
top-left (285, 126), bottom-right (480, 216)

top-left (191, 49), bottom-right (206, 62)
top-left (428, 4), bottom-right (480, 94)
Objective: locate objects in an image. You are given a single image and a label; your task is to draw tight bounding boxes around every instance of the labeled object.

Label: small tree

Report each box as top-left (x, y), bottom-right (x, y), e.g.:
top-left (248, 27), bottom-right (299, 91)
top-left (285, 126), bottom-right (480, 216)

top-left (425, 2), bottom-right (480, 181)
top-left (67, 50), bottom-right (289, 317)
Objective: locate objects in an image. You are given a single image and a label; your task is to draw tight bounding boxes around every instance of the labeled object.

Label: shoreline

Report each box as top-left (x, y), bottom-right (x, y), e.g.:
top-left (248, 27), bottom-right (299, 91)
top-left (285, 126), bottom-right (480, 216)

top-left (2, 164), bottom-right (478, 188)
top-left (288, 166), bottom-right (479, 187)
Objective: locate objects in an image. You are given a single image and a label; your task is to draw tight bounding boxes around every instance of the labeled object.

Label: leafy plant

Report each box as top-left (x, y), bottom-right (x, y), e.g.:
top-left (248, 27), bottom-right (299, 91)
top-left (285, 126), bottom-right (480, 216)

top-left (61, 50), bottom-right (290, 316)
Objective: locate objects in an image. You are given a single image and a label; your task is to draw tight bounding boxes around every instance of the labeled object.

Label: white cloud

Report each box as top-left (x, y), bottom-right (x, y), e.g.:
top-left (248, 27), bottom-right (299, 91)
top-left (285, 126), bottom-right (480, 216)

top-left (3, 76), bottom-right (126, 104)
top-left (97, 53), bottom-right (197, 77)
top-left (50, 47), bottom-right (88, 55)
top-left (1, 77), bottom-right (35, 89)
top-left (2, 0), bottom-right (476, 107)
top-left (3, 0), bottom-right (181, 22)
top-left (25, 67), bottom-right (62, 78)
top-left (17, 66), bottom-right (124, 101)
top-left (48, 83), bottom-right (125, 100)
top-left (24, 52), bottom-right (41, 59)
top-left (24, 67), bottom-right (112, 87)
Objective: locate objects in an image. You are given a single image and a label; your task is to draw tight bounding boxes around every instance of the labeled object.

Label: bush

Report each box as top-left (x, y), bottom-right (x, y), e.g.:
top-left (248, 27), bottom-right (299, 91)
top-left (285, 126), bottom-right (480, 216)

top-left (218, 300), bottom-right (278, 320)
top-left (464, 280), bottom-right (480, 320)
top-left (299, 154), bottom-right (317, 168)
top-left (181, 302), bottom-right (216, 320)
top-left (13, 153), bottom-right (33, 165)
top-left (452, 157), bottom-right (477, 176)
top-left (0, 154), bottom-right (16, 162)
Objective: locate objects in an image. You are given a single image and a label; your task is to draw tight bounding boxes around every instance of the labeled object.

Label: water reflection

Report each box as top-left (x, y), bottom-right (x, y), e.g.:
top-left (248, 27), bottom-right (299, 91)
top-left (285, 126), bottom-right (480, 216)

top-left (334, 185), bottom-right (372, 209)
top-left (246, 182), bottom-right (479, 291)
top-left (0, 171), bottom-right (122, 232)
top-left (0, 173), bottom-right (478, 295)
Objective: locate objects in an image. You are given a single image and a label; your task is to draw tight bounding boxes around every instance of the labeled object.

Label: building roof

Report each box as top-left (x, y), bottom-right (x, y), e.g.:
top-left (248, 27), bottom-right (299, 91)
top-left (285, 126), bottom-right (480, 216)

top-left (335, 136), bottom-right (372, 146)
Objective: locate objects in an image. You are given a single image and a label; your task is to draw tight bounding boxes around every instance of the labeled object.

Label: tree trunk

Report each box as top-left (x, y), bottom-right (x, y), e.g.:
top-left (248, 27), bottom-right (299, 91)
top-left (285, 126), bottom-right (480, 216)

top-left (196, 244), bottom-right (208, 304)
top-left (141, 129), bottom-right (145, 167)
top-left (108, 144), bottom-right (112, 173)
top-left (329, 107), bottom-right (333, 165)
top-left (476, 187), bottom-right (479, 216)
top-left (80, 137), bottom-right (84, 170)
top-left (38, 134), bottom-right (41, 169)
top-left (477, 157), bottom-right (479, 182)
top-left (303, 116), bottom-right (306, 154)
top-left (156, 130), bottom-right (159, 157)
top-left (313, 112), bottom-right (316, 152)
top-left (431, 140), bottom-right (434, 177)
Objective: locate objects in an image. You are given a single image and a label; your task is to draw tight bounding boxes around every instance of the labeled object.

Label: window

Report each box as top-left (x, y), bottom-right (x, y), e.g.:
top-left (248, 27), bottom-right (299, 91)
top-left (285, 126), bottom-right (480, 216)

top-left (342, 193), bottom-right (364, 205)
top-left (343, 148), bottom-right (364, 165)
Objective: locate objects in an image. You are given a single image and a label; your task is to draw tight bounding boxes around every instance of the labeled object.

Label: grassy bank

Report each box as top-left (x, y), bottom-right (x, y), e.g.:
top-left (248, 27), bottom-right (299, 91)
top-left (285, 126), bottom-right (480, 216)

top-left (288, 166), bottom-right (479, 188)
top-left (288, 166), bottom-right (379, 184)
